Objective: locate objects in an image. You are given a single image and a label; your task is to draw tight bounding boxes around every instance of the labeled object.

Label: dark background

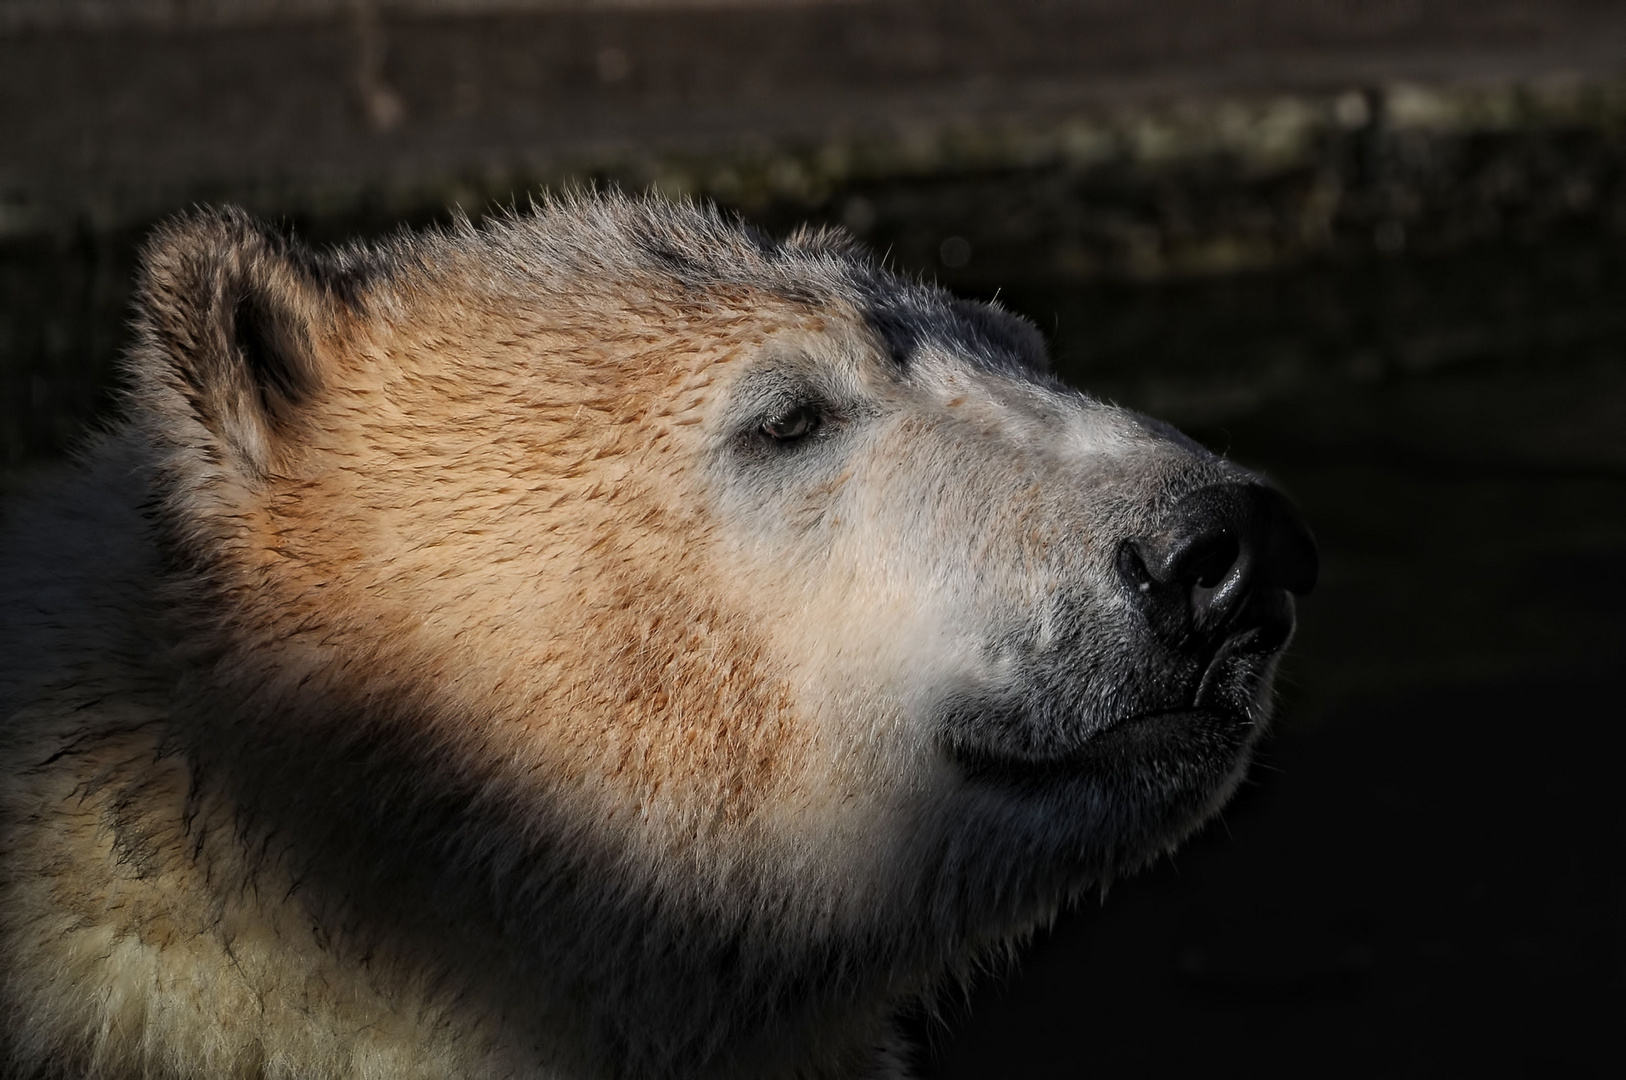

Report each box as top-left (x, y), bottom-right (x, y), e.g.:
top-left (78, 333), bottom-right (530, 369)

top-left (3, 2), bottom-right (1623, 1075)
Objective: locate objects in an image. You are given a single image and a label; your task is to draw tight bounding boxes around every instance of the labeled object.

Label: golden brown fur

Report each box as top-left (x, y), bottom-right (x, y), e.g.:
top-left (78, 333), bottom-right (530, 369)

top-left (2, 195), bottom-right (1305, 1078)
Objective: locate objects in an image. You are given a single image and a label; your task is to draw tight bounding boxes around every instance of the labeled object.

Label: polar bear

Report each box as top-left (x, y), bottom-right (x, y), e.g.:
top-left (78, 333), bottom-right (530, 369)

top-left (0, 196), bottom-right (1315, 1079)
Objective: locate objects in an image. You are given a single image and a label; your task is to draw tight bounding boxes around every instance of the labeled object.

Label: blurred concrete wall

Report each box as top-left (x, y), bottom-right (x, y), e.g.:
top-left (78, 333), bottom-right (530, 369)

top-left (6, 0), bottom-right (1626, 469)
top-left (0, 1), bottom-right (815, 29)
top-left (5, 0), bottom-right (1626, 244)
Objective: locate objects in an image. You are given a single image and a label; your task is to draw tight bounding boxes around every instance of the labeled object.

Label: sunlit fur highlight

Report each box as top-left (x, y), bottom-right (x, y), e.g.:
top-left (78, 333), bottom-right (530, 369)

top-left (2, 194), bottom-right (1275, 1079)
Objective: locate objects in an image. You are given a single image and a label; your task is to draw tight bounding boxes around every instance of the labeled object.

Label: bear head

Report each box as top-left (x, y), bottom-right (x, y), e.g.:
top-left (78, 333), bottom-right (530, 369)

top-left (123, 195), bottom-right (1315, 1076)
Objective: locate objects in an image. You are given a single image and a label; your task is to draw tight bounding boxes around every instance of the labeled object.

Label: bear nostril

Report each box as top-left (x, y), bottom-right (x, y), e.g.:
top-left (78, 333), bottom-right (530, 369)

top-left (1115, 541), bottom-right (1155, 593)
top-left (1122, 482), bottom-right (1317, 647)
top-left (1175, 530), bottom-right (1241, 590)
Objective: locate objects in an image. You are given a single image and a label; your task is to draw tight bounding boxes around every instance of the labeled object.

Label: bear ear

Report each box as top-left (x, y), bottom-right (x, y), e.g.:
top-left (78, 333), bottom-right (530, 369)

top-left (131, 207), bottom-right (353, 480)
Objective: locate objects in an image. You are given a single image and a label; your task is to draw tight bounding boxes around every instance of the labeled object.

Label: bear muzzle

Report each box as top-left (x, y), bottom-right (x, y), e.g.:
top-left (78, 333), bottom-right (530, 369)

top-left (937, 480), bottom-right (1317, 786)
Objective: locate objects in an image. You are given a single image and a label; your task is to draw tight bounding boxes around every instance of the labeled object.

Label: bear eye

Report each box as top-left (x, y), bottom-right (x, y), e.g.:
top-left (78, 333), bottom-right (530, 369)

top-left (760, 405), bottom-right (822, 442)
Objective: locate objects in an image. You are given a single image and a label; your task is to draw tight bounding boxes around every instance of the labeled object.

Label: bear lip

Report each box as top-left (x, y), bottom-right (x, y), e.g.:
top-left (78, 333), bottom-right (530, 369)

top-left (946, 705), bottom-right (1256, 787)
top-left (1191, 624), bottom-right (1283, 710)
top-left (941, 629), bottom-right (1280, 784)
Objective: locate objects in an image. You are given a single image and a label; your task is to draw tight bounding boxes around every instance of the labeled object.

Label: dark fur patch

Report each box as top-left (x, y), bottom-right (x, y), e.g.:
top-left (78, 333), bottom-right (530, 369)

top-left (861, 281), bottom-right (1050, 375)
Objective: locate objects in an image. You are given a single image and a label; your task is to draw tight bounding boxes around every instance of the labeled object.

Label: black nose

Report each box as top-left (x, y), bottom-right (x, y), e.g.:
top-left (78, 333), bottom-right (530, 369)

top-left (1117, 483), bottom-right (1318, 650)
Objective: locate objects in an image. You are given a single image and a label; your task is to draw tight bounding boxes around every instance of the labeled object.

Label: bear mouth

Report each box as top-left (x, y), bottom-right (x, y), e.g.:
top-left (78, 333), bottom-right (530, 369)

top-left (946, 705), bottom-right (1256, 789)
top-left (940, 631), bottom-right (1277, 788)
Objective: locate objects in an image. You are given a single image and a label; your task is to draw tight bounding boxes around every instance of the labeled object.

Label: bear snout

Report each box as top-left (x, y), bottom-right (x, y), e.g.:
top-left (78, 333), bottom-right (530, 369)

top-left (933, 480), bottom-right (1315, 783)
top-left (1116, 481), bottom-right (1318, 658)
